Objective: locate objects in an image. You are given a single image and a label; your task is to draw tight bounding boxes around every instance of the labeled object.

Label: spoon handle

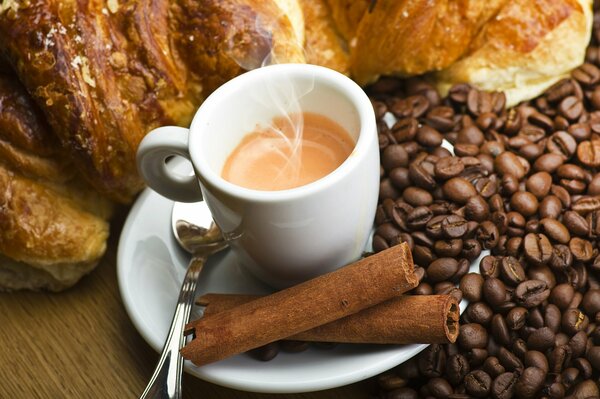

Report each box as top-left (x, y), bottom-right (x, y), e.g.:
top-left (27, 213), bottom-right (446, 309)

top-left (140, 255), bottom-right (206, 399)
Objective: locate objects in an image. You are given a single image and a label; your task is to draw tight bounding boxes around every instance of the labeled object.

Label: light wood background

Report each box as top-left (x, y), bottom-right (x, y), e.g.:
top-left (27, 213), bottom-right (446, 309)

top-left (0, 208), bottom-right (375, 398)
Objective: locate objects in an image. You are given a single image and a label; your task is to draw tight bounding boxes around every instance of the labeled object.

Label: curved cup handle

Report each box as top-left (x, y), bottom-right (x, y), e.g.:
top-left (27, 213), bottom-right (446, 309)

top-left (136, 126), bottom-right (203, 203)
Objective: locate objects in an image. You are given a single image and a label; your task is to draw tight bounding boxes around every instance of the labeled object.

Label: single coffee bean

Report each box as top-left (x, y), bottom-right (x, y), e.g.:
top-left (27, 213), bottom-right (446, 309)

top-left (389, 167), bottom-right (411, 190)
top-left (549, 345), bottom-right (572, 374)
top-left (527, 327), bottom-right (556, 351)
top-left (562, 308), bottom-right (589, 335)
top-left (443, 177), bottom-right (477, 204)
top-left (446, 354), bottom-right (470, 385)
top-left (544, 304), bottom-right (562, 333)
top-left (582, 289), bottom-right (600, 316)
top-left (249, 341), bottom-right (280, 361)
top-left (506, 211), bottom-right (526, 237)
top-left (567, 379), bottom-right (600, 399)
top-left (442, 215), bottom-right (468, 238)
top-left (559, 95), bottom-right (584, 120)
top-left (433, 239), bottom-right (463, 257)
top-left (380, 179), bottom-right (400, 200)
top-left (477, 221), bottom-right (500, 249)
top-left (569, 237), bottom-right (594, 262)
top-left (510, 191), bottom-right (539, 217)
top-left (458, 323), bottom-right (489, 350)
top-left (524, 350), bottom-right (549, 373)
top-left (435, 156), bottom-right (464, 179)
top-left (408, 162), bottom-right (437, 190)
top-left (527, 265), bottom-right (557, 290)
top-left (465, 195), bottom-right (490, 222)
top-left (515, 279), bottom-right (550, 308)
top-left (466, 302), bottom-right (494, 325)
top-left (418, 344), bottom-right (446, 378)
top-left (514, 367), bottom-right (546, 399)
top-left (550, 283), bottom-right (575, 310)
top-left (426, 377), bottom-right (453, 398)
top-left (480, 255), bottom-right (501, 278)
top-left (540, 218), bottom-right (571, 244)
top-left (523, 233), bottom-right (553, 265)
top-left (402, 186), bottom-right (433, 207)
top-left (427, 258), bottom-right (459, 283)
top-left (490, 372), bottom-right (517, 399)
top-left (569, 331), bottom-right (588, 359)
top-left (551, 184), bottom-right (572, 208)
top-left (563, 210), bottom-right (589, 237)
top-left (483, 278), bottom-right (507, 308)
top-left (539, 195), bottom-right (563, 219)
top-left (460, 273), bottom-right (484, 302)
top-left (549, 244), bottom-right (573, 271)
top-left (416, 125), bottom-right (443, 148)
top-left (386, 387), bottom-right (418, 399)
top-left (495, 152), bottom-right (526, 180)
top-left (533, 153), bottom-right (564, 174)
top-left (547, 131), bottom-right (577, 159)
top-left (464, 370), bottom-right (492, 398)
top-left (573, 357), bottom-right (593, 379)
top-left (382, 145), bottom-right (409, 171)
top-left (506, 307), bottom-right (528, 330)
top-left (571, 195), bottom-right (600, 214)
top-left (526, 172), bottom-right (553, 199)
top-left (491, 314), bottom-right (511, 346)
top-left (499, 256), bottom-right (526, 286)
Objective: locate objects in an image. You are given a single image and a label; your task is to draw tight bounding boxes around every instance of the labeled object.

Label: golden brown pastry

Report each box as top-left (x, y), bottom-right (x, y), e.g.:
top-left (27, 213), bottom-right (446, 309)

top-left (0, 0), bottom-right (305, 203)
top-left (0, 70), bottom-right (112, 291)
top-left (434, 0), bottom-right (593, 107)
top-left (300, 0), bottom-right (349, 74)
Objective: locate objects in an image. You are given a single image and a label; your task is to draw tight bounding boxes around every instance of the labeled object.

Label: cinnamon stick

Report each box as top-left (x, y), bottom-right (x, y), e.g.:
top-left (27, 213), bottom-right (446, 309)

top-left (198, 293), bottom-right (459, 345)
top-left (181, 243), bottom-right (417, 366)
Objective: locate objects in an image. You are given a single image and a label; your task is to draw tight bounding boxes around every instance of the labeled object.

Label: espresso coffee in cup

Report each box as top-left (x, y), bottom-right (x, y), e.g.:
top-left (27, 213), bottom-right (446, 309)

top-left (221, 112), bottom-right (355, 191)
top-left (137, 64), bottom-right (379, 288)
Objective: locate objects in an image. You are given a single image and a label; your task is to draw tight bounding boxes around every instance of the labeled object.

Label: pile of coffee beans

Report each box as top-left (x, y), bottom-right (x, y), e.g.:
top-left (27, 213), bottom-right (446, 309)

top-left (368, 5), bottom-right (600, 398)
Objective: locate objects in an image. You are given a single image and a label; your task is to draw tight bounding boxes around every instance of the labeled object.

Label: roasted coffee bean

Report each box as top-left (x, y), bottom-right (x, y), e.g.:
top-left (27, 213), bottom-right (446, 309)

top-left (382, 145), bottom-right (409, 171)
top-left (464, 369), bottom-right (492, 398)
top-left (574, 357), bottom-right (593, 379)
top-left (545, 304), bottom-right (562, 333)
top-left (433, 239), bottom-right (463, 257)
top-left (540, 218), bottom-right (571, 244)
top-left (466, 302), bottom-right (494, 326)
top-left (405, 206), bottom-right (433, 230)
top-left (462, 238), bottom-right (482, 261)
top-left (549, 345), bottom-right (572, 374)
top-left (409, 162), bottom-right (437, 190)
top-left (506, 212), bottom-right (526, 237)
top-left (527, 327), bottom-right (555, 351)
top-left (534, 153), bottom-right (565, 174)
top-left (526, 171), bottom-right (553, 199)
top-left (446, 354), bottom-right (470, 385)
top-left (389, 167), bottom-right (411, 190)
top-left (459, 323), bottom-right (489, 350)
top-left (480, 256), bottom-right (501, 279)
top-left (435, 156), bottom-right (464, 180)
top-left (385, 387), bottom-right (418, 399)
top-left (491, 314), bottom-right (511, 346)
top-left (501, 174), bottom-right (520, 196)
top-left (572, 195), bottom-right (600, 214)
top-left (477, 221), bottom-right (500, 249)
top-left (483, 278), bottom-right (507, 308)
top-left (443, 177), bottom-right (477, 204)
top-left (380, 179), bottom-right (401, 200)
top-left (547, 131), bottom-right (577, 159)
top-left (441, 215), bottom-right (468, 239)
top-left (465, 195), bottom-right (490, 222)
top-left (249, 341), bottom-right (280, 361)
top-left (569, 237), bottom-right (594, 262)
top-left (497, 346), bottom-right (523, 371)
top-left (524, 351), bottom-right (549, 373)
top-left (510, 191), bottom-right (539, 217)
top-left (426, 377), bottom-right (453, 398)
top-left (515, 279), bottom-right (550, 308)
top-left (402, 186), bottom-right (433, 207)
top-left (550, 283), bottom-right (576, 310)
top-left (417, 344), bottom-right (446, 378)
top-left (582, 289), bottom-right (600, 316)
top-left (549, 244), bottom-right (573, 271)
top-left (391, 117), bottom-right (418, 142)
top-left (527, 265), bottom-right (557, 290)
top-left (569, 331), bottom-right (588, 359)
top-left (427, 258), bottom-right (459, 283)
top-left (562, 309), bottom-right (589, 335)
top-left (416, 125), bottom-right (443, 147)
top-left (499, 256), bottom-right (526, 286)
top-left (559, 96), bottom-right (584, 120)
top-left (425, 106), bottom-right (455, 132)
top-left (523, 233), bottom-right (553, 265)
top-left (539, 195), bottom-right (563, 219)
top-left (578, 139), bottom-right (600, 167)
top-left (563, 210), bottom-right (589, 236)
top-left (490, 372), bottom-right (517, 399)
top-left (495, 152), bottom-right (526, 180)
top-left (514, 367), bottom-right (545, 399)
top-left (506, 307), bottom-right (528, 330)
top-left (568, 379), bottom-right (600, 398)
top-left (460, 273), bottom-right (484, 302)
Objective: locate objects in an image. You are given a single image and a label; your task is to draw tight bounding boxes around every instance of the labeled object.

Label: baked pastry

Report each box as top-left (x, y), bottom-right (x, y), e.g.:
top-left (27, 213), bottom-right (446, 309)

top-left (0, 0), bottom-right (305, 203)
top-left (434, 0), bottom-right (593, 107)
top-left (0, 70), bottom-right (112, 291)
top-left (326, 0), bottom-right (592, 106)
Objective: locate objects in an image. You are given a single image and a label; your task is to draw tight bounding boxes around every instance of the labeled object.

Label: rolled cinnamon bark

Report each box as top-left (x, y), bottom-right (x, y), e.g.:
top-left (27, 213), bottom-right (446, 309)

top-left (182, 243), bottom-right (417, 366)
top-left (198, 293), bottom-right (459, 345)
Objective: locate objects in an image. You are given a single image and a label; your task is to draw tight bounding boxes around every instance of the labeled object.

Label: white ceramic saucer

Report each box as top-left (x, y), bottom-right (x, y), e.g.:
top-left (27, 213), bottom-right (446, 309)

top-left (117, 159), bottom-right (481, 394)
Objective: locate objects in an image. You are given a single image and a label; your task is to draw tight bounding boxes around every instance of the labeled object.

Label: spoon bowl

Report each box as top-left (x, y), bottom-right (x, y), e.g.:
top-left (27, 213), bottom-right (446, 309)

top-left (140, 200), bottom-right (227, 399)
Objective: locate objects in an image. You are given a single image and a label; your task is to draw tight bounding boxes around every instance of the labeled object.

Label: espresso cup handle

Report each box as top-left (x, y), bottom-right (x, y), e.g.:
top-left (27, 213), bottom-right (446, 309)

top-left (136, 126), bottom-right (203, 203)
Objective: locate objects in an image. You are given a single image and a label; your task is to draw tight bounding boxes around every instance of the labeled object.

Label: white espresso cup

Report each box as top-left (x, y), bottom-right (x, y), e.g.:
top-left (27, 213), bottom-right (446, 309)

top-left (137, 64), bottom-right (379, 288)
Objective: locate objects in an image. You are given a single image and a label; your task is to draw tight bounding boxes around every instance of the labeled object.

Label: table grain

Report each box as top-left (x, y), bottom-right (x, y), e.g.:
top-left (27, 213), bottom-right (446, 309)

top-left (0, 208), bottom-right (375, 399)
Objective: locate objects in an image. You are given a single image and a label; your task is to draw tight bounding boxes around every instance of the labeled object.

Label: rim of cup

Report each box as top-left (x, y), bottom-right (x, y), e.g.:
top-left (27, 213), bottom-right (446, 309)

top-left (188, 63), bottom-right (376, 203)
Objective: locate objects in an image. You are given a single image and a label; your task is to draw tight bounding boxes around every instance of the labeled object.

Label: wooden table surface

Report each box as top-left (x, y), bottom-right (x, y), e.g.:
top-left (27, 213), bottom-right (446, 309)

top-left (0, 208), bottom-right (375, 399)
